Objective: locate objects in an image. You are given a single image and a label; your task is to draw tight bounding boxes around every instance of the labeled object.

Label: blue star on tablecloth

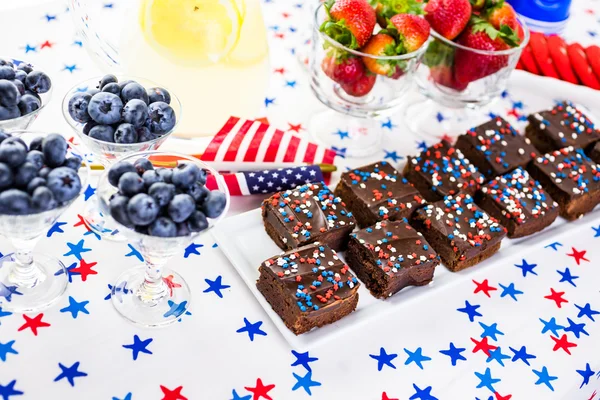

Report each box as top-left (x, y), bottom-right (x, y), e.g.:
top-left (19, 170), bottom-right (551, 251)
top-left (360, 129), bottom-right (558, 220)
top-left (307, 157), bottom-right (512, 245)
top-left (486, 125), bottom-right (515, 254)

top-left (539, 317), bottom-right (565, 336)
top-left (498, 283), bottom-right (523, 301)
top-left (592, 225), bottom-right (600, 237)
top-left (486, 347), bottom-right (510, 367)
top-left (409, 383), bottom-right (438, 400)
top-left (63, 64), bottom-right (78, 73)
top-left (203, 276), bottom-right (230, 298)
top-left (509, 346), bottom-right (536, 366)
top-left (83, 185), bottom-right (96, 201)
top-left (184, 243), bottom-right (203, 258)
top-left (576, 363), bottom-right (595, 388)
top-left (0, 282), bottom-right (21, 302)
top-left (557, 267), bottom-right (579, 287)
top-left (24, 44), bottom-right (36, 53)
top-left (164, 300), bottom-right (189, 319)
top-left (532, 366), bottom-right (557, 391)
top-left (564, 318), bottom-right (589, 338)
top-left (545, 242), bottom-right (563, 251)
top-left (0, 307), bottom-right (11, 324)
top-left (264, 97), bottom-right (276, 107)
top-left (479, 322), bottom-right (504, 341)
top-left (236, 318), bottom-right (267, 341)
top-left (290, 350), bottom-right (318, 372)
top-left (514, 259), bottom-right (537, 277)
top-left (0, 340), bottom-right (17, 362)
top-left (54, 262), bottom-right (80, 283)
top-left (474, 367), bottom-right (500, 392)
top-left (436, 112), bottom-right (445, 123)
top-left (112, 393), bottom-right (132, 400)
top-left (47, 221), bottom-right (67, 237)
top-left (439, 342), bottom-right (466, 366)
top-left (125, 244), bottom-right (143, 262)
top-left (104, 282), bottom-right (129, 301)
top-left (575, 303), bottom-right (600, 322)
top-left (0, 380), bottom-right (23, 399)
top-left (457, 301), bottom-right (482, 322)
top-left (404, 347), bottom-right (431, 370)
top-left (63, 239), bottom-right (91, 260)
top-left (230, 389), bottom-right (252, 400)
top-left (291, 371), bottom-right (321, 395)
top-left (416, 140), bottom-right (428, 151)
top-left (333, 130), bottom-right (349, 140)
top-left (59, 296), bottom-right (89, 319)
top-left (369, 347), bottom-right (397, 371)
top-left (123, 335), bottom-right (153, 361)
top-left (383, 150), bottom-right (403, 163)
top-left (54, 362), bottom-right (87, 387)
top-left (381, 119), bottom-right (395, 129)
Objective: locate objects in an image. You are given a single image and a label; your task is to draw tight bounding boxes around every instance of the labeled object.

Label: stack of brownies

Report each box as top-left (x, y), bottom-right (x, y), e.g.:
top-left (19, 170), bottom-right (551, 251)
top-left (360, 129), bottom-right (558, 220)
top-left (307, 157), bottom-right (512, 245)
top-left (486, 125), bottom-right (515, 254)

top-left (256, 101), bottom-right (600, 335)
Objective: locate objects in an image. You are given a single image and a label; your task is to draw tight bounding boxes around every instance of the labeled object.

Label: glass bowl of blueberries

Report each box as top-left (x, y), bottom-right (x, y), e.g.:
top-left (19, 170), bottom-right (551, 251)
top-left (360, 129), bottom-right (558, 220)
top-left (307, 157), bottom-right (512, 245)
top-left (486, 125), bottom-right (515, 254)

top-left (0, 58), bottom-right (53, 131)
top-left (0, 131), bottom-right (89, 313)
top-left (62, 74), bottom-right (181, 167)
top-left (96, 151), bottom-right (229, 328)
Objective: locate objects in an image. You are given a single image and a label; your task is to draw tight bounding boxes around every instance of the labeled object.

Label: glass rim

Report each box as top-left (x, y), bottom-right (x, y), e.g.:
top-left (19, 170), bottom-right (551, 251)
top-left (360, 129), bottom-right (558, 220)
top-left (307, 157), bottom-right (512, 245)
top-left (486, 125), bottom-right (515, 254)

top-left (61, 75), bottom-right (183, 149)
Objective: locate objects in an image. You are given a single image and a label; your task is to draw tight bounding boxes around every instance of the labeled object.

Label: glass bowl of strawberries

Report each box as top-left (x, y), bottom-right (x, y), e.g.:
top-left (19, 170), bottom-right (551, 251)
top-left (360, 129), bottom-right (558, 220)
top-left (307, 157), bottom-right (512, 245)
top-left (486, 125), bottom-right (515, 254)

top-left (408, 0), bottom-right (530, 138)
top-left (309, 0), bottom-right (430, 157)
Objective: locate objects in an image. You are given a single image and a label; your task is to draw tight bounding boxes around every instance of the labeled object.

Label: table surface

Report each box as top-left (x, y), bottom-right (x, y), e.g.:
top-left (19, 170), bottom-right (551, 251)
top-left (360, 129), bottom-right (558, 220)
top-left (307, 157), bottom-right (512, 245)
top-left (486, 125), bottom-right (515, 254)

top-left (1, 1), bottom-right (600, 399)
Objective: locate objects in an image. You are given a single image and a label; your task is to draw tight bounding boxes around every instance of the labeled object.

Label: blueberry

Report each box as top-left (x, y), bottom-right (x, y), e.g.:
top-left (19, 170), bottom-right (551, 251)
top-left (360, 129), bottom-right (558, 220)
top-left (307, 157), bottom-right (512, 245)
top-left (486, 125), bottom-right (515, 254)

top-left (109, 194), bottom-right (133, 228)
top-left (197, 168), bottom-right (207, 185)
top-left (0, 106), bottom-right (20, 121)
top-left (202, 191), bottom-right (227, 218)
top-left (0, 60), bottom-right (11, 67)
top-left (14, 162), bottom-right (38, 188)
top-left (89, 124), bottom-right (115, 142)
top-left (24, 71), bottom-right (51, 94)
top-left (121, 82), bottom-right (149, 104)
top-left (87, 92), bottom-right (123, 124)
top-left (0, 80), bottom-right (20, 107)
top-left (26, 177), bottom-right (46, 193)
top-left (83, 121), bottom-right (97, 135)
top-left (118, 171), bottom-right (144, 196)
top-left (171, 162), bottom-right (199, 188)
top-left (114, 123), bottom-right (138, 144)
top-left (148, 217), bottom-right (177, 237)
top-left (133, 158), bottom-right (153, 175)
top-left (14, 70), bottom-right (27, 83)
top-left (187, 182), bottom-right (209, 203)
top-left (142, 170), bottom-right (163, 188)
top-left (42, 133), bottom-right (68, 167)
top-left (187, 210), bottom-right (208, 232)
top-left (38, 166), bottom-right (51, 179)
top-left (122, 99), bottom-right (148, 128)
top-left (11, 79), bottom-right (25, 96)
top-left (108, 160), bottom-right (136, 187)
top-left (0, 189), bottom-right (31, 215)
top-left (87, 88), bottom-right (100, 97)
top-left (17, 64), bottom-right (33, 73)
top-left (63, 156), bottom-right (82, 170)
top-left (176, 222), bottom-right (190, 236)
top-left (0, 139), bottom-right (27, 167)
top-left (0, 66), bottom-right (15, 80)
top-left (127, 193), bottom-right (159, 226)
top-left (148, 182), bottom-right (175, 207)
top-left (47, 166), bottom-right (82, 203)
top-left (136, 126), bottom-right (156, 143)
top-left (67, 92), bottom-right (92, 123)
top-left (155, 167), bottom-right (172, 183)
top-left (32, 186), bottom-right (56, 211)
top-left (117, 79), bottom-right (133, 92)
top-left (167, 194), bottom-right (195, 223)
top-left (147, 87), bottom-right (171, 104)
top-left (98, 74), bottom-right (118, 89)
top-left (102, 82), bottom-right (121, 95)
top-left (4, 136), bottom-right (27, 149)
top-left (146, 102), bottom-right (176, 134)
top-left (28, 136), bottom-right (43, 152)
top-left (25, 150), bottom-right (44, 169)
top-left (0, 162), bottom-right (13, 189)
top-left (17, 93), bottom-right (41, 116)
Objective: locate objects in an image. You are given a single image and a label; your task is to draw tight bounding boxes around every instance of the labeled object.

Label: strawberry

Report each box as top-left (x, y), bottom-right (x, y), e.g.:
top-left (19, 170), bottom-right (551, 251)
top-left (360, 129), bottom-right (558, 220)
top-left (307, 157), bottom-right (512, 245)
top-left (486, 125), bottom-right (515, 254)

top-left (340, 72), bottom-right (377, 96)
top-left (321, 0), bottom-right (377, 49)
top-left (470, 0), bottom-right (486, 10)
top-left (371, 0), bottom-right (424, 28)
top-left (361, 33), bottom-right (404, 77)
top-left (322, 55), bottom-right (366, 83)
top-left (486, 1), bottom-right (519, 32)
top-left (423, 39), bottom-right (468, 91)
top-left (424, 0), bottom-right (471, 40)
top-left (389, 14), bottom-right (431, 52)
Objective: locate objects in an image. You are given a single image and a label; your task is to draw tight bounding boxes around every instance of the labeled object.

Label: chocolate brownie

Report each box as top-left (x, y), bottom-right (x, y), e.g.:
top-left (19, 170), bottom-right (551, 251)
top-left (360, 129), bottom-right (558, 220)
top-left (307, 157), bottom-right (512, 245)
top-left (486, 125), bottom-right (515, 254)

top-left (525, 101), bottom-right (600, 154)
top-left (345, 219), bottom-right (440, 299)
top-left (475, 167), bottom-right (559, 238)
top-left (411, 194), bottom-right (507, 272)
top-left (527, 146), bottom-right (600, 220)
top-left (404, 141), bottom-right (485, 202)
top-left (262, 182), bottom-right (356, 251)
top-left (334, 161), bottom-right (426, 228)
top-left (257, 243), bottom-right (360, 335)
top-left (455, 117), bottom-right (538, 178)
top-left (588, 141), bottom-right (600, 164)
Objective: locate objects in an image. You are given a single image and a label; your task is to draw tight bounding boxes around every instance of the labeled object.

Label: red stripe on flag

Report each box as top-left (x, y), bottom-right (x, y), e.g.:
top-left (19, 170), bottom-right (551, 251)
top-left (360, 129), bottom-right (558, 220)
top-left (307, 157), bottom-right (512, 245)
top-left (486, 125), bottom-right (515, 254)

top-left (322, 148), bottom-right (336, 164)
top-left (283, 135), bottom-right (300, 162)
top-left (303, 142), bottom-right (317, 163)
top-left (211, 174), bottom-right (242, 196)
top-left (264, 129), bottom-right (284, 162)
top-left (223, 120), bottom-right (254, 162)
top-left (243, 122), bottom-right (269, 162)
top-left (201, 117), bottom-right (240, 161)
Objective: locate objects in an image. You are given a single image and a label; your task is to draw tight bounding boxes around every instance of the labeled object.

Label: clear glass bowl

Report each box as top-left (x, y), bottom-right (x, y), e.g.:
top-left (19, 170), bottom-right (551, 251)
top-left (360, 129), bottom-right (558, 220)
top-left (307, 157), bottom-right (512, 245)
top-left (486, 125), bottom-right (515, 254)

top-left (0, 58), bottom-right (53, 132)
top-left (309, 3), bottom-right (427, 157)
top-left (0, 131), bottom-right (89, 313)
top-left (95, 151), bottom-right (230, 328)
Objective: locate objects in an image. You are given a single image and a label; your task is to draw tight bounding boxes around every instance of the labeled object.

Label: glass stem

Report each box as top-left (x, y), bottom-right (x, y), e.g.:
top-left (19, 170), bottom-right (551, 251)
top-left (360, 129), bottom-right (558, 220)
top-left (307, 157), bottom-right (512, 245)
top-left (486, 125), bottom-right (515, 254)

top-left (137, 260), bottom-right (169, 305)
top-left (9, 238), bottom-right (44, 289)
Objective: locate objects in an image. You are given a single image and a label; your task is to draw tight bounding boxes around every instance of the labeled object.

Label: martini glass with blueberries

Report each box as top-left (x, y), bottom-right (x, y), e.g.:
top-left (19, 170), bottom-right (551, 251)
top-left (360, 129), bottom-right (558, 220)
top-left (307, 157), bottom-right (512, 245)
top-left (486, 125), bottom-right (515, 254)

top-left (0, 131), bottom-right (89, 313)
top-left (62, 74), bottom-right (181, 240)
top-left (97, 152), bottom-right (229, 327)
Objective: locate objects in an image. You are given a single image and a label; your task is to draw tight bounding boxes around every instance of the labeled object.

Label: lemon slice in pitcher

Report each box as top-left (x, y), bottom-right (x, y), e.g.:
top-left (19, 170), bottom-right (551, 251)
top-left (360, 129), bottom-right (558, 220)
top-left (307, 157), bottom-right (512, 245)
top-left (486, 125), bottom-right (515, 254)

top-left (140, 0), bottom-right (242, 65)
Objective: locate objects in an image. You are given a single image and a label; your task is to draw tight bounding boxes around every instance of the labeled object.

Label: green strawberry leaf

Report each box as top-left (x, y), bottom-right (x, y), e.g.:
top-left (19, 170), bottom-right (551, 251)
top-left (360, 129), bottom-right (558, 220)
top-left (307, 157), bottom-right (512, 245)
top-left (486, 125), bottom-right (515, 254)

top-left (377, 0), bottom-right (424, 20)
top-left (320, 19), bottom-right (359, 49)
top-left (423, 39), bottom-right (456, 67)
top-left (498, 24), bottom-right (521, 47)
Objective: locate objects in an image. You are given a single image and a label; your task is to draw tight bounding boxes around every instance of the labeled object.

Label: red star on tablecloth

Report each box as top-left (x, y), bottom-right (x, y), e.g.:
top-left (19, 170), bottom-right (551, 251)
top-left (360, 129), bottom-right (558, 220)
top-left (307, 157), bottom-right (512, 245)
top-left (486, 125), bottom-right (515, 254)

top-left (40, 40), bottom-right (53, 49)
top-left (160, 385), bottom-right (187, 400)
top-left (163, 275), bottom-right (182, 296)
top-left (287, 123), bottom-right (303, 133)
top-left (74, 214), bottom-right (90, 230)
top-left (274, 32), bottom-right (285, 39)
top-left (473, 279), bottom-right (497, 298)
top-left (506, 108), bottom-right (521, 118)
top-left (567, 247), bottom-right (589, 265)
top-left (544, 288), bottom-right (568, 308)
top-left (273, 67), bottom-right (286, 74)
top-left (589, 390), bottom-right (597, 400)
top-left (495, 392), bottom-right (512, 400)
top-left (18, 313), bottom-right (50, 336)
top-left (471, 337), bottom-right (498, 357)
top-left (245, 378), bottom-right (275, 400)
top-left (550, 334), bottom-right (577, 355)
top-left (70, 259), bottom-right (98, 281)
top-left (282, 12), bottom-right (290, 18)
top-left (382, 392), bottom-right (398, 400)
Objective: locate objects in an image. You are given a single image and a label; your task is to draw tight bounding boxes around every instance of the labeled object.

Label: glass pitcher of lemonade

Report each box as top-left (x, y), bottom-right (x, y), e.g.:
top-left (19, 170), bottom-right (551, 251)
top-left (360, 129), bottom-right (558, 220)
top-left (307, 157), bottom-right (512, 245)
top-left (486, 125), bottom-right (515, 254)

top-left (70, 0), bottom-right (270, 138)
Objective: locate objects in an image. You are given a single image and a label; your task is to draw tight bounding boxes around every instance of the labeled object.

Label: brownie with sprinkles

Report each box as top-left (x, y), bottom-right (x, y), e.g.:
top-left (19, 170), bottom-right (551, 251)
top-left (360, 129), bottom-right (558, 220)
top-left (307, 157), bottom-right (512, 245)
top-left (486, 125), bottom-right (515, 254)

top-left (262, 182), bottom-right (356, 252)
top-left (525, 101), bottom-right (600, 154)
top-left (257, 242), bottom-right (360, 335)
top-left (334, 161), bottom-right (426, 228)
top-left (527, 146), bottom-right (600, 220)
top-left (411, 194), bottom-right (507, 272)
top-left (475, 168), bottom-right (559, 238)
top-left (588, 142), bottom-right (600, 164)
top-left (345, 220), bottom-right (440, 299)
top-left (403, 140), bottom-right (485, 202)
top-left (455, 117), bottom-right (538, 178)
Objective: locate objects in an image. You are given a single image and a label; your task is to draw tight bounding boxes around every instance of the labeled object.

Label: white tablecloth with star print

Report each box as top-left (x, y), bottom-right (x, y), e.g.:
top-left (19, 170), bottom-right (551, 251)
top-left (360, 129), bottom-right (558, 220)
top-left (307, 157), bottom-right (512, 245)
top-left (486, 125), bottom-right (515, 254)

top-left (1, 1), bottom-right (600, 400)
